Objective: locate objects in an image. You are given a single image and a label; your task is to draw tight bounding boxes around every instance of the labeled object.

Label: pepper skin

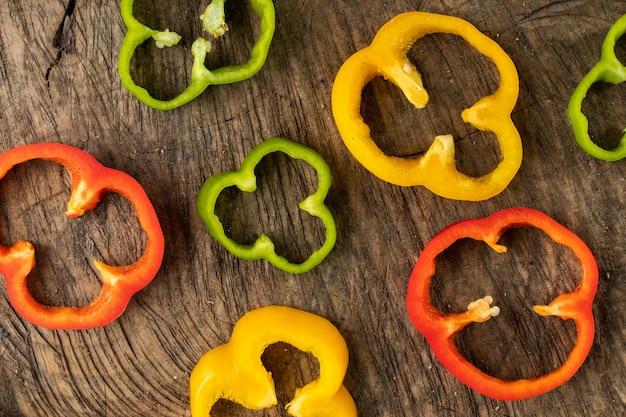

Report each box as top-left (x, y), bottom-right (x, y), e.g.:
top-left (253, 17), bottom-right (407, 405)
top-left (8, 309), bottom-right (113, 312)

top-left (332, 11), bottom-right (522, 201)
top-left (118, 0), bottom-right (275, 110)
top-left (568, 14), bottom-right (626, 161)
top-left (406, 208), bottom-right (598, 400)
top-left (0, 143), bottom-right (164, 330)
top-left (190, 305), bottom-right (356, 417)
top-left (196, 137), bottom-right (336, 274)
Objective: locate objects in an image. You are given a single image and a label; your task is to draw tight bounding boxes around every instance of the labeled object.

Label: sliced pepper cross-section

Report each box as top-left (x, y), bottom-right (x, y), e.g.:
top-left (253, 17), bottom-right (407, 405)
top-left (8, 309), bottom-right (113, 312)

top-left (331, 11), bottom-right (522, 201)
top-left (189, 305), bottom-right (356, 416)
top-left (0, 143), bottom-right (165, 330)
top-left (196, 137), bottom-right (336, 274)
top-left (406, 207), bottom-right (598, 400)
top-left (568, 13), bottom-right (626, 161)
top-left (118, 0), bottom-right (275, 110)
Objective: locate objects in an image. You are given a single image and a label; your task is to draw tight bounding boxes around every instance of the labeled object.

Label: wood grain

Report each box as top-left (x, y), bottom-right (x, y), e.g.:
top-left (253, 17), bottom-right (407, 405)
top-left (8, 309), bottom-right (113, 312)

top-left (0, 0), bottom-right (625, 416)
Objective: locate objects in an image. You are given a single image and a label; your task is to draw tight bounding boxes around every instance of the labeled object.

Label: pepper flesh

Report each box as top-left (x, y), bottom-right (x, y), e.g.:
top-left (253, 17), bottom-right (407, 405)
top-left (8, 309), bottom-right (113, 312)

top-left (0, 143), bottom-right (165, 330)
top-left (118, 0), bottom-right (275, 110)
top-left (568, 13), bottom-right (626, 161)
top-left (196, 137), bottom-right (336, 274)
top-left (331, 11), bottom-right (522, 201)
top-left (406, 207), bottom-right (598, 400)
top-left (190, 305), bottom-right (356, 416)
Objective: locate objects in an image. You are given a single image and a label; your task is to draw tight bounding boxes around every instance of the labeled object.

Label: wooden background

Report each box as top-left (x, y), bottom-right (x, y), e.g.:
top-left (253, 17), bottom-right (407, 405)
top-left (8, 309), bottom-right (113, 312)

top-left (0, 0), bottom-right (625, 416)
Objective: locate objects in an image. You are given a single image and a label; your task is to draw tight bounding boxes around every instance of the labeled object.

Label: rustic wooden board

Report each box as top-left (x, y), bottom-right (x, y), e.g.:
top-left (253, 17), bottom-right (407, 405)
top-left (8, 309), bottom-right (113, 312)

top-left (0, 0), bottom-right (625, 416)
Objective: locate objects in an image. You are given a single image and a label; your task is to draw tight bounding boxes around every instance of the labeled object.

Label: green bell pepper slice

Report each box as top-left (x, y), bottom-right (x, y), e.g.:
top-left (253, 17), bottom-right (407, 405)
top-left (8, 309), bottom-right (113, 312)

top-left (568, 14), bottom-right (626, 161)
top-left (118, 0), bottom-right (275, 110)
top-left (197, 137), bottom-right (337, 274)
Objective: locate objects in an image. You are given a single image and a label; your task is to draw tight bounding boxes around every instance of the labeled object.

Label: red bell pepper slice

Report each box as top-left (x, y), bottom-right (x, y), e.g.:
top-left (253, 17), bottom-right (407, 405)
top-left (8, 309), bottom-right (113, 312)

top-left (0, 143), bottom-right (165, 330)
top-left (406, 207), bottom-right (598, 400)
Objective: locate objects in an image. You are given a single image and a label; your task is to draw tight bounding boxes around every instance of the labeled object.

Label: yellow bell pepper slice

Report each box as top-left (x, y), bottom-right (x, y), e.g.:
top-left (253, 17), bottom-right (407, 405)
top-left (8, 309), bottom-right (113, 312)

top-left (331, 11), bottom-right (522, 201)
top-left (189, 305), bottom-right (356, 416)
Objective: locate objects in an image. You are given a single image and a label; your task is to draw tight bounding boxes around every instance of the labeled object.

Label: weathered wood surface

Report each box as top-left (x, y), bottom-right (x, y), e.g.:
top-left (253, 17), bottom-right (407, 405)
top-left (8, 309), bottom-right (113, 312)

top-left (0, 0), bottom-right (625, 416)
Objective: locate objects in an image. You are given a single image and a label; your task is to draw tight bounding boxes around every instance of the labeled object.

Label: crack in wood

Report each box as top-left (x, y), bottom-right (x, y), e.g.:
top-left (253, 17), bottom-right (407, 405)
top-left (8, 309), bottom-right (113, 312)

top-left (45, 0), bottom-right (77, 93)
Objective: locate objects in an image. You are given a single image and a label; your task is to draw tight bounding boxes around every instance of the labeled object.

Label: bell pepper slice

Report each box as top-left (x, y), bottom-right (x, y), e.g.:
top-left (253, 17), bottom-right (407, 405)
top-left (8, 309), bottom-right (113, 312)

top-left (118, 0), bottom-right (275, 110)
top-left (196, 137), bottom-right (336, 274)
top-left (406, 207), bottom-right (598, 400)
top-left (568, 14), bottom-right (626, 161)
top-left (0, 143), bottom-right (165, 330)
top-left (331, 11), bottom-right (522, 201)
top-left (189, 305), bottom-right (356, 416)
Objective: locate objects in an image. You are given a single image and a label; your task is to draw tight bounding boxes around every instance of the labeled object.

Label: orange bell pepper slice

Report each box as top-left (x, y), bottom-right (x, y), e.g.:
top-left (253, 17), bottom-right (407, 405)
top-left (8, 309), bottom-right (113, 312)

top-left (0, 143), bottom-right (164, 330)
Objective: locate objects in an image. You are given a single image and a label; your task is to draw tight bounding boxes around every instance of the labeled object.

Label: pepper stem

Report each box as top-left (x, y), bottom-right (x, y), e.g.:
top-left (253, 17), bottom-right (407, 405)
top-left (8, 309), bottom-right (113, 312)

top-left (200, 0), bottom-right (229, 38)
